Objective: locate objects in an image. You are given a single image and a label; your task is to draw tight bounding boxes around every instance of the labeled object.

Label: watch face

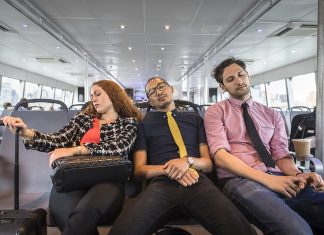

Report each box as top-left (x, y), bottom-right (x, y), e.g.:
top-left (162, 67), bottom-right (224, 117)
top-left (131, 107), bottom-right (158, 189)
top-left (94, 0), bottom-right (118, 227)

top-left (188, 157), bottom-right (194, 166)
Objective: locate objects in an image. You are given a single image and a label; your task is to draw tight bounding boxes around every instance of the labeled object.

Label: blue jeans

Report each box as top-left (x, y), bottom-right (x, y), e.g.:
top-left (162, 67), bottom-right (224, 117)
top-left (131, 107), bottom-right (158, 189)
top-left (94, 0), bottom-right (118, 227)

top-left (223, 177), bottom-right (324, 235)
top-left (109, 174), bottom-right (256, 235)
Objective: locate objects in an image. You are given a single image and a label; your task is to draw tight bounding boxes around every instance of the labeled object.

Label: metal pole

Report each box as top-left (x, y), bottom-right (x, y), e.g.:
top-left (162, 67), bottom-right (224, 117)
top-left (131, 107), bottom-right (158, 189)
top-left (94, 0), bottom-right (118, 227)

top-left (316, 0), bottom-right (324, 170)
top-left (203, 56), bottom-right (209, 104)
top-left (84, 56), bottom-right (89, 102)
top-left (186, 76), bottom-right (190, 101)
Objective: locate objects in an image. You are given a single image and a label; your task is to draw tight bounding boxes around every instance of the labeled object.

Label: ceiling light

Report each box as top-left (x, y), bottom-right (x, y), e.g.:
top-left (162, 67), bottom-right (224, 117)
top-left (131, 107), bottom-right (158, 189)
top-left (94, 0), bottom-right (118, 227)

top-left (135, 68), bottom-right (138, 71)
top-left (128, 47), bottom-right (132, 51)
top-left (56, 46), bottom-right (60, 49)
top-left (164, 25), bottom-right (171, 31)
top-left (161, 47), bottom-right (165, 51)
top-left (132, 59), bottom-right (136, 63)
top-left (157, 68), bottom-right (160, 71)
top-left (21, 24), bottom-right (29, 28)
top-left (257, 29), bottom-right (263, 32)
top-left (120, 25), bottom-right (126, 30)
top-left (291, 50), bottom-right (296, 53)
top-left (22, 58), bottom-right (26, 62)
top-left (158, 59), bottom-right (162, 63)
top-left (230, 49), bottom-right (234, 52)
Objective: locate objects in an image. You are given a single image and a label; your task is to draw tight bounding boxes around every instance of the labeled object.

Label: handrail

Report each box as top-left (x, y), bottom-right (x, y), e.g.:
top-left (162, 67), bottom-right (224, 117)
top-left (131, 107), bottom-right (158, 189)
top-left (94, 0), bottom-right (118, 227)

top-left (14, 98), bottom-right (68, 111)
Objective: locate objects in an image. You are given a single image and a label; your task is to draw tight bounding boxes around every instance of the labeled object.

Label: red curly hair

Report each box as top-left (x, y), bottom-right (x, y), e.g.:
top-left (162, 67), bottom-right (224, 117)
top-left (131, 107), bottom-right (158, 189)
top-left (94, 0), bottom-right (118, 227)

top-left (83, 80), bottom-right (142, 121)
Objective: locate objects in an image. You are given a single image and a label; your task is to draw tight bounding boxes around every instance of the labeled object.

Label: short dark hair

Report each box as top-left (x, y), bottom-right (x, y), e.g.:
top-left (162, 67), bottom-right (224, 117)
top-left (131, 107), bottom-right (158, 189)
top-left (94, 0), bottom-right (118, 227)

top-left (212, 57), bottom-right (246, 85)
top-left (145, 76), bottom-right (169, 95)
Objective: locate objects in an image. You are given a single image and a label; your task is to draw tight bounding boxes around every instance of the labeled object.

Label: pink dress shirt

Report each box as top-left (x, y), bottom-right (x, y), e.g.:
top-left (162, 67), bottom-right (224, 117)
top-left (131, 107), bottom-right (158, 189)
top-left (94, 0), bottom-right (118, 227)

top-left (204, 97), bottom-right (291, 179)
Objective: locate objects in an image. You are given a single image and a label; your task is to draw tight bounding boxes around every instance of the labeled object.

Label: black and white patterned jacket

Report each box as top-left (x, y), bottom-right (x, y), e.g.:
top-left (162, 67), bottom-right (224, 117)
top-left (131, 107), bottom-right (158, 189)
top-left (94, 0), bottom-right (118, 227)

top-left (24, 113), bottom-right (138, 159)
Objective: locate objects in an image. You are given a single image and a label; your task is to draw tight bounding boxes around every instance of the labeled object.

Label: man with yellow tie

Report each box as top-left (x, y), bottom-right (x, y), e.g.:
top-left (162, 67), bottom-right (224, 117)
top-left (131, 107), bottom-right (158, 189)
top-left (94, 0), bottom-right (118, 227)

top-left (109, 77), bottom-right (256, 235)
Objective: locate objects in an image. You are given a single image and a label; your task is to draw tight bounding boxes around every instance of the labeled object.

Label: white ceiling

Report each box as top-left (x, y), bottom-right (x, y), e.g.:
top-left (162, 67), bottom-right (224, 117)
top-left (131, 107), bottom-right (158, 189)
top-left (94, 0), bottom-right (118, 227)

top-left (0, 0), bottom-right (318, 90)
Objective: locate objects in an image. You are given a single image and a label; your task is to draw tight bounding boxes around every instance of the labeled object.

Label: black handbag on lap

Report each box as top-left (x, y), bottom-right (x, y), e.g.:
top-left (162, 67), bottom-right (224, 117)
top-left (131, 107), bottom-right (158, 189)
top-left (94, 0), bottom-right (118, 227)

top-left (51, 155), bottom-right (132, 193)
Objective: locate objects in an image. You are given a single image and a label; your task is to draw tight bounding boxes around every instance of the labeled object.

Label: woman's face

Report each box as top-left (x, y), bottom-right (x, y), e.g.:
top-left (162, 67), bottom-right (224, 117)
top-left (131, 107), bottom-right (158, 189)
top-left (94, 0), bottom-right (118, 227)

top-left (90, 85), bottom-right (113, 114)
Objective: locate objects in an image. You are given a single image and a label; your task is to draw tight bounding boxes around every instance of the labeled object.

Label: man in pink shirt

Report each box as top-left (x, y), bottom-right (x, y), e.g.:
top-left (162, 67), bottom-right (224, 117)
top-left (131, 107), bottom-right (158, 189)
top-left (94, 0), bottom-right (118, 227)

top-left (205, 57), bottom-right (324, 235)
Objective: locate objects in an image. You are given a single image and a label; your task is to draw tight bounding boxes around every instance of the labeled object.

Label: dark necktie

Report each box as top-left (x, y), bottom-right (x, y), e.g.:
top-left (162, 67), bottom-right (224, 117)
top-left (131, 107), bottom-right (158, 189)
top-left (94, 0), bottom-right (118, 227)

top-left (241, 103), bottom-right (276, 168)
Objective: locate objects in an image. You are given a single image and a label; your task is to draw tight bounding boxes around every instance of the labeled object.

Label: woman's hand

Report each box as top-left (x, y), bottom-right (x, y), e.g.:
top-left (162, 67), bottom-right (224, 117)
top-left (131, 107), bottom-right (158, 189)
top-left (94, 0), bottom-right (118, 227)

top-left (48, 147), bottom-right (76, 167)
top-left (1, 116), bottom-right (28, 133)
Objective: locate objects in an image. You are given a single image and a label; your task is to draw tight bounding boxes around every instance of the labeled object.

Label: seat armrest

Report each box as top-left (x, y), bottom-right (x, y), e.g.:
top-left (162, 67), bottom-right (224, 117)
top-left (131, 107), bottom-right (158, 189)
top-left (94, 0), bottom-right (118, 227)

top-left (290, 152), bottom-right (323, 177)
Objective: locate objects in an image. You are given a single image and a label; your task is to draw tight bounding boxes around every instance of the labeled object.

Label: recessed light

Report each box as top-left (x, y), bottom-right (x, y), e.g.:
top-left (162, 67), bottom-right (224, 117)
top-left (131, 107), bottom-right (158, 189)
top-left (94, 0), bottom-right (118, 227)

top-left (132, 59), bottom-right (136, 63)
top-left (161, 47), bottom-right (165, 51)
top-left (21, 24), bottom-right (29, 28)
top-left (291, 50), bottom-right (296, 53)
top-left (120, 25), bottom-right (126, 30)
top-left (56, 46), bottom-right (60, 49)
top-left (157, 68), bottom-right (160, 71)
top-left (164, 25), bottom-right (171, 31)
top-left (22, 58), bottom-right (26, 62)
top-left (230, 49), bottom-right (234, 52)
top-left (158, 59), bottom-right (162, 63)
top-left (135, 68), bottom-right (138, 71)
top-left (257, 29), bottom-right (263, 32)
top-left (128, 47), bottom-right (132, 51)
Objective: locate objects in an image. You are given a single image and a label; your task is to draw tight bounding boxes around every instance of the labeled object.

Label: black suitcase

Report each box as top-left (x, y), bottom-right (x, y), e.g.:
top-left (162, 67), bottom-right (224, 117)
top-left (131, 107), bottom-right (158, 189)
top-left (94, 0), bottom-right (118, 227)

top-left (0, 121), bottom-right (47, 235)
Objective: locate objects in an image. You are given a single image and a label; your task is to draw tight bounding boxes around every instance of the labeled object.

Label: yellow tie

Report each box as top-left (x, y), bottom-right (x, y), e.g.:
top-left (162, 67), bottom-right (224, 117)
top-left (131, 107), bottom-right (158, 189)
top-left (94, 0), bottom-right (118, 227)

top-left (166, 112), bottom-right (198, 175)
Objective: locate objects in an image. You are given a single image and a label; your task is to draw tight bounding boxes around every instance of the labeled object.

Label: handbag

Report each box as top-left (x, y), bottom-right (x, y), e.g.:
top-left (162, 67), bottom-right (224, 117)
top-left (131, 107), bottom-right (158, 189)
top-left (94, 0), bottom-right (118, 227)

top-left (51, 155), bottom-right (132, 193)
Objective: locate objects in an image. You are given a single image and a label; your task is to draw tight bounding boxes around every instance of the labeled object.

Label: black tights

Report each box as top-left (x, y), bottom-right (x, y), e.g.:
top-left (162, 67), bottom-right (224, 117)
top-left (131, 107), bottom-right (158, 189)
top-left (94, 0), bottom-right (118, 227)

top-left (49, 183), bottom-right (124, 235)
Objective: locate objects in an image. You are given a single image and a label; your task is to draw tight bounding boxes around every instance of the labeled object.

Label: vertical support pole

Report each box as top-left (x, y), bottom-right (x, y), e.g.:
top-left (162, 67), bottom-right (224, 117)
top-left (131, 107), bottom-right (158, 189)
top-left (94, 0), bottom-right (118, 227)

top-left (84, 55), bottom-right (89, 102)
top-left (203, 56), bottom-right (209, 104)
top-left (316, 0), bottom-right (324, 172)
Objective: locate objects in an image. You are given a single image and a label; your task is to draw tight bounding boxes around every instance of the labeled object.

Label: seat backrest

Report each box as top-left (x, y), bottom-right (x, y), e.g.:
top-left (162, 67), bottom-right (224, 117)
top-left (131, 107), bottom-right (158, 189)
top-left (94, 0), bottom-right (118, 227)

top-left (0, 102), bottom-right (70, 208)
top-left (68, 110), bottom-right (81, 120)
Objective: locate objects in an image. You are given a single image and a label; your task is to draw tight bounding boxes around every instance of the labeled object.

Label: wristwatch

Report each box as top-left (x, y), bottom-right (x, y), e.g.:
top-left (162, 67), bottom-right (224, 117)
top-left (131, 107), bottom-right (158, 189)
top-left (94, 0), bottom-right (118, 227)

top-left (187, 157), bottom-right (194, 167)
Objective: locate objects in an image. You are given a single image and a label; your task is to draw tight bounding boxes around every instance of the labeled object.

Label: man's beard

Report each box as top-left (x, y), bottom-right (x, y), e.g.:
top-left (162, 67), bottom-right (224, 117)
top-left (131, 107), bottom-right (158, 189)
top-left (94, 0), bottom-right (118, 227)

top-left (155, 99), bottom-right (172, 110)
top-left (230, 85), bottom-right (251, 100)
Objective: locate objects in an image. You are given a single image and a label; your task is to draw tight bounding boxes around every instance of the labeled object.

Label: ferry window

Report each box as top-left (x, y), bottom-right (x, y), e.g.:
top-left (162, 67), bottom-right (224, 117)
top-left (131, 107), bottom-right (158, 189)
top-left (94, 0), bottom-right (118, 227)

top-left (54, 88), bottom-right (64, 101)
top-left (251, 84), bottom-right (267, 105)
top-left (220, 90), bottom-right (229, 101)
top-left (64, 90), bottom-right (73, 107)
top-left (41, 85), bottom-right (54, 99)
top-left (25, 81), bottom-right (41, 99)
top-left (290, 73), bottom-right (316, 108)
top-left (0, 76), bottom-right (24, 108)
top-left (267, 79), bottom-right (288, 109)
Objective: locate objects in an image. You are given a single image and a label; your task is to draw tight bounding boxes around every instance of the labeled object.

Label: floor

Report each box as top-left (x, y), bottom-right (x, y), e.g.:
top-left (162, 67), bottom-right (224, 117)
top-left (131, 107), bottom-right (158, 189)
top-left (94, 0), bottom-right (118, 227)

top-left (47, 225), bottom-right (212, 235)
top-left (47, 225), bottom-right (263, 235)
